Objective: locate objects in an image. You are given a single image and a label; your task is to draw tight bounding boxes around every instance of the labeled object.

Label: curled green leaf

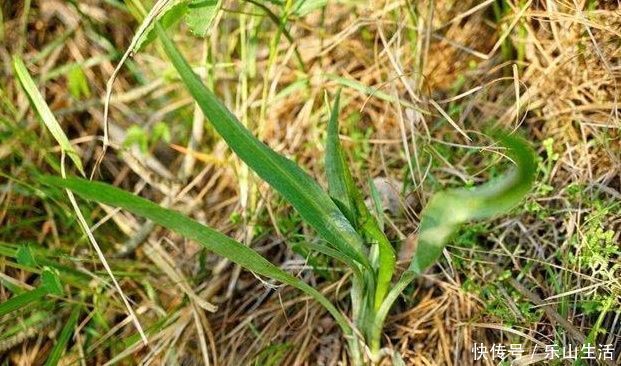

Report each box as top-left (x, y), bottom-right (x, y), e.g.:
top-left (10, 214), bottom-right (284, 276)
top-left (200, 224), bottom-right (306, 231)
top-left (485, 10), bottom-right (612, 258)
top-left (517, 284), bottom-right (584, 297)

top-left (409, 132), bottom-right (536, 274)
top-left (370, 132), bottom-right (535, 354)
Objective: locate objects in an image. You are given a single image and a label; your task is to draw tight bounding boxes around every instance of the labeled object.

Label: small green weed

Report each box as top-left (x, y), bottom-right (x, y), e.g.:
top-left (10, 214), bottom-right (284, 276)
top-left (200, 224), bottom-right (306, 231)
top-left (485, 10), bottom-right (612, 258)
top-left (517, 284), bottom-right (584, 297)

top-left (35, 22), bottom-right (536, 364)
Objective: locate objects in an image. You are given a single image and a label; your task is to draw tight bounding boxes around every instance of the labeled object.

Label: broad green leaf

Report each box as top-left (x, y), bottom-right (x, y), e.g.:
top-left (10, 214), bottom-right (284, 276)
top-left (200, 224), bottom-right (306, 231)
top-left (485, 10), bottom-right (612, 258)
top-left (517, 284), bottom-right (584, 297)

top-left (67, 66), bottom-right (91, 99)
top-left (38, 175), bottom-right (352, 336)
top-left (363, 221), bottom-right (394, 310)
top-left (186, 0), bottom-right (221, 37)
top-left (324, 91), bottom-right (395, 309)
top-left (155, 24), bottom-right (370, 269)
top-left (409, 132), bottom-right (536, 274)
top-left (370, 270), bottom-right (414, 353)
top-left (131, 0), bottom-right (221, 51)
top-left (12, 57), bottom-right (84, 175)
top-left (41, 268), bottom-right (64, 296)
top-left (16, 246), bottom-right (37, 267)
top-left (370, 132), bottom-right (536, 353)
top-left (44, 305), bottom-right (80, 366)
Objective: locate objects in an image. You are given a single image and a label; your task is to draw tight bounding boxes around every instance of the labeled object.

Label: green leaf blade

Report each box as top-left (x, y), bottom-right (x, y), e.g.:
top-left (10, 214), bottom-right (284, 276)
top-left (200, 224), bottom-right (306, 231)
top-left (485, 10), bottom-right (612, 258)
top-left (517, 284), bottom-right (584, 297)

top-left (134, 1), bottom-right (189, 51)
top-left (38, 175), bottom-right (352, 335)
top-left (44, 305), bottom-right (80, 366)
top-left (363, 222), bottom-right (395, 310)
top-left (325, 90), bottom-right (356, 222)
top-left (186, 0), bottom-right (221, 36)
top-left (324, 91), bottom-right (395, 308)
top-left (409, 132), bottom-right (536, 274)
top-left (12, 57), bottom-right (84, 175)
top-left (155, 24), bottom-right (369, 269)
top-left (16, 246), bottom-right (38, 267)
top-left (0, 287), bottom-right (48, 318)
top-left (41, 268), bottom-right (64, 296)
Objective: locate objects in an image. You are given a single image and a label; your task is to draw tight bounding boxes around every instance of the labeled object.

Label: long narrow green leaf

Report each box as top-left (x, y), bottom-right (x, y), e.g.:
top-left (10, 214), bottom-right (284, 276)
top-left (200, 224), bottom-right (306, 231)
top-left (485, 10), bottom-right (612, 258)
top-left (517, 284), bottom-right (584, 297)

top-left (0, 286), bottom-right (48, 317)
top-left (0, 311), bottom-right (51, 342)
top-left (325, 90), bottom-right (356, 223)
top-left (324, 91), bottom-right (395, 310)
top-left (409, 132), bottom-right (536, 274)
top-left (0, 269), bottom-right (62, 317)
top-left (155, 24), bottom-right (369, 269)
top-left (12, 57), bottom-right (84, 175)
top-left (44, 305), bottom-right (80, 366)
top-left (38, 175), bottom-right (352, 336)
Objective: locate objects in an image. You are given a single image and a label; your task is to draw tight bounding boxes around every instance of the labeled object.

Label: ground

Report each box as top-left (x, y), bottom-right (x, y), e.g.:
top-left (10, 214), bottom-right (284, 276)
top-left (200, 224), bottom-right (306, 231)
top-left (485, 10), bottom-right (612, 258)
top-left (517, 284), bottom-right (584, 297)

top-left (0, 0), bottom-right (619, 365)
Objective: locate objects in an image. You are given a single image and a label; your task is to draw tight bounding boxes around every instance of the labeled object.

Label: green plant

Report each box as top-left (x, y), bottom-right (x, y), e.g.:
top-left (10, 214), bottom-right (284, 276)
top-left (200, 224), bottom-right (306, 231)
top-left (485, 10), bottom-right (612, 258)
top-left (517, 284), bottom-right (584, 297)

top-left (123, 122), bottom-right (171, 153)
top-left (37, 22), bottom-right (536, 365)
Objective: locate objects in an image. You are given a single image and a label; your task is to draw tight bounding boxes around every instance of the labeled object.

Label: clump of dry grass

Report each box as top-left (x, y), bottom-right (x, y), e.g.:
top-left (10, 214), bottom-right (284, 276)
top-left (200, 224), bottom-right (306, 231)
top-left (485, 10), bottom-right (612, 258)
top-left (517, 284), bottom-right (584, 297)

top-left (1, 0), bottom-right (619, 365)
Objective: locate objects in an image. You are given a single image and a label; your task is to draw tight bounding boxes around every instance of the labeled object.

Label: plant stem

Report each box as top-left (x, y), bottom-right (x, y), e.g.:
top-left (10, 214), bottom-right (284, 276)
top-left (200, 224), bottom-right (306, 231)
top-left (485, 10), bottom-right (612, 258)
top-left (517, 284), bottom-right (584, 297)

top-left (368, 271), bottom-right (415, 357)
top-left (347, 334), bottom-right (364, 366)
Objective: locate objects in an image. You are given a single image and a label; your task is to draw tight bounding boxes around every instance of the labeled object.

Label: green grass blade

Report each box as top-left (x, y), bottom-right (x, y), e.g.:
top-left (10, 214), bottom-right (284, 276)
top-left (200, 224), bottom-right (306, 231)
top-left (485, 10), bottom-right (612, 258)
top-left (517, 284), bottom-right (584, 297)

top-left (0, 268), bottom-right (62, 318)
top-left (155, 24), bottom-right (369, 269)
top-left (0, 285), bottom-right (48, 317)
top-left (325, 90), bottom-right (357, 223)
top-left (12, 57), bottom-right (84, 175)
top-left (44, 305), bottom-right (80, 366)
top-left (409, 132), bottom-right (536, 274)
top-left (38, 175), bottom-right (352, 336)
top-left (0, 311), bottom-right (50, 342)
top-left (367, 177), bottom-right (385, 230)
top-left (324, 91), bottom-right (395, 309)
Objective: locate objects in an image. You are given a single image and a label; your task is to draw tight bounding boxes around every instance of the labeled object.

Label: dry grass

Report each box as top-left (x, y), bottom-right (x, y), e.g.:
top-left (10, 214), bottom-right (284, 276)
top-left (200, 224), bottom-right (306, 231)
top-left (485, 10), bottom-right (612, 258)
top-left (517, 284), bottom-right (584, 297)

top-left (0, 0), bottom-right (619, 365)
